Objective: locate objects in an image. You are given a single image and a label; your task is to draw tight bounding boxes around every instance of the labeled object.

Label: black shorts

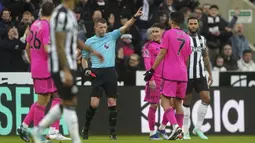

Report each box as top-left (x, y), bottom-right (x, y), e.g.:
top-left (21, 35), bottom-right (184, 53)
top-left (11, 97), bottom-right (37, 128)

top-left (51, 70), bottom-right (78, 100)
top-left (91, 67), bottom-right (118, 98)
top-left (186, 78), bottom-right (209, 94)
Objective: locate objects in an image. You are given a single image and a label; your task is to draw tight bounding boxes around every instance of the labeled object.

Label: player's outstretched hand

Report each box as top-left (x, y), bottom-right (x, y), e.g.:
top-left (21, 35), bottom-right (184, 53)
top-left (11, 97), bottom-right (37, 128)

top-left (134, 7), bottom-right (143, 18)
top-left (93, 51), bottom-right (104, 63)
top-left (144, 68), bottom-right (155, 82)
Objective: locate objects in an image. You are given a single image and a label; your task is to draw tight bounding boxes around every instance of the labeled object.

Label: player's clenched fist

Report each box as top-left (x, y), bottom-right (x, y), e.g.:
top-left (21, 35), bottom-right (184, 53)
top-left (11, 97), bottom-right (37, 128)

top-left (144, 68), bottom-right (155, 82)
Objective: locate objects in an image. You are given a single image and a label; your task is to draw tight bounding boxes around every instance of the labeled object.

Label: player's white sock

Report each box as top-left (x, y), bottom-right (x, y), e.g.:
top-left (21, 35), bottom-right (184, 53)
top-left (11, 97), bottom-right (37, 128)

top-left (159, 124), bottom-right (166, 130)
top-left (63, 107), bottom-right (81, 143)
top-left (48, 127), bottom-right (56, 134)
top-left (195, 102), bottom-right (208, 130)
top-left (150, 130), bottom-right (157, 136)
top-left (183, 106), bottom-right (190, 133)
top-left (38, 104), bottom-right (62, 130)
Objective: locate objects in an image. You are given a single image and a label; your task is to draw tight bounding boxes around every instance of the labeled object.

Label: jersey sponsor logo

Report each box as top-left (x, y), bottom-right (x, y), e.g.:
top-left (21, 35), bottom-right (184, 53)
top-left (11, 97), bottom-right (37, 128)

top-left (191, 46), bottom-right (203, 52)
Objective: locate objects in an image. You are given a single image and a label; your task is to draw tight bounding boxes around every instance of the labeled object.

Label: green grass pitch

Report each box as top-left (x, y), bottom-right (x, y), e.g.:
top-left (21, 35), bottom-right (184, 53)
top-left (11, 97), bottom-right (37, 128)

top-left (1, 136), bottom-right (255, 143)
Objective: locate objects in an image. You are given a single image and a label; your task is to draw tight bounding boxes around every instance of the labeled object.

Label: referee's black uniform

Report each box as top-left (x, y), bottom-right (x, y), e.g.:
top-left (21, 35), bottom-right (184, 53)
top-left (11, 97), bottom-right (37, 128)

top-left (48, 4), bottom-right (79, 100)
top-left (186, 34), bottom-right (209, 94)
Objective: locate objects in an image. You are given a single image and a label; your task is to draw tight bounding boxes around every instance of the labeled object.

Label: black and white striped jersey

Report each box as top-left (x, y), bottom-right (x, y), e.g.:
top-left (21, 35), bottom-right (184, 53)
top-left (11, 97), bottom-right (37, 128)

top-left (188, 34), bottom-right (207, 79)
top-left (48, 4), bottom-right (78, 73)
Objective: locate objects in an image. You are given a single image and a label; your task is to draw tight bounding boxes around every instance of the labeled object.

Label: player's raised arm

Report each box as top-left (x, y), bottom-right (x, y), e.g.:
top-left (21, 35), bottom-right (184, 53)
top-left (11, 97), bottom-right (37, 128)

top-left (119, 7), bottom-right (143, 34)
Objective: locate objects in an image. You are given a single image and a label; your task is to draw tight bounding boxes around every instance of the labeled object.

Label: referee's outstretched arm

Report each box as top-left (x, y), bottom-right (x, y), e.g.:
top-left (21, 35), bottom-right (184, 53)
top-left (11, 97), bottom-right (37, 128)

top-left (119, 7), bottom-right (143, 34)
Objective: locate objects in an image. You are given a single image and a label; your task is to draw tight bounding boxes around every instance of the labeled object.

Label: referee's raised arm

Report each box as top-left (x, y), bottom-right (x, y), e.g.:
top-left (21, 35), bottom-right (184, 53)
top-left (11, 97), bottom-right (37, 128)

top-left (119, 7), bottom-right (143, 34)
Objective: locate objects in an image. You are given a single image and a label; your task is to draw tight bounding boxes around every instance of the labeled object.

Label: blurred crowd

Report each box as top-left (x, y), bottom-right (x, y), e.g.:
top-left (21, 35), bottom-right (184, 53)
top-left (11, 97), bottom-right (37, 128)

top-left (0, 0), bottom-right (255, 81)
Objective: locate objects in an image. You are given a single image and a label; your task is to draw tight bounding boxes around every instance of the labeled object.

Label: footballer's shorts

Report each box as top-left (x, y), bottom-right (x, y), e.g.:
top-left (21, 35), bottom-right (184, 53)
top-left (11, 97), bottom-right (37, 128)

top-left (186, 77), bottom-right (209, 94)
top-left (51, 70), bottom-right (78, 100)
top-left (90, 67), bottom-right (118, 99)
top-left (144, 77), bottom-right (161, 104)
top-left (33, 77), bottom-right (57, 95)
top-left (160, 79), bottom-right (187, 100)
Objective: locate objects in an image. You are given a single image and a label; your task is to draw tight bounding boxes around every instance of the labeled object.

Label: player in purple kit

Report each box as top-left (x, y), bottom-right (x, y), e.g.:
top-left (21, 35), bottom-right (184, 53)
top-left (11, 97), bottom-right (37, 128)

top-left (142, 23), bottom-right (168, 140)
top-left (17, 2), bottom-right (70, 142)
top-left (144, 12), bottom-right (192, 140)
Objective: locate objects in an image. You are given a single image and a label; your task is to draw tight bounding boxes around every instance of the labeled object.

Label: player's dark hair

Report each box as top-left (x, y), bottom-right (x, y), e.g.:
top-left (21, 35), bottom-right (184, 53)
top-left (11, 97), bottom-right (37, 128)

top-left (243, 49), bottom-right (252, 55)
top-left (152, 23), bottom-right (165, 30)
top-left (187, 16), bottom-right (198, 23)
top-left (95, 18), bottom-right (107, 25)
top-left (170, 12), bottom-right (184, 25)
top-left (210, 5), bottom-right (219, 10)
top-left (41, 2), bottom-right (55, 16)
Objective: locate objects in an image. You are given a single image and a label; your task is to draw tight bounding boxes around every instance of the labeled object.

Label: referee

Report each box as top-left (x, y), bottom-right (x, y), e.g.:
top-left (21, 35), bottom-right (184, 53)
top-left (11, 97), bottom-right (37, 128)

top-left (81, 8), bottom-right (143, 140)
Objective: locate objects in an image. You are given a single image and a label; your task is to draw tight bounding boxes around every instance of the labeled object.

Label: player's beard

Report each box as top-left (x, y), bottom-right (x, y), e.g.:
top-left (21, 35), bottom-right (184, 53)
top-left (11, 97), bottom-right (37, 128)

top-left (189, 29), bottom-right (198, 36)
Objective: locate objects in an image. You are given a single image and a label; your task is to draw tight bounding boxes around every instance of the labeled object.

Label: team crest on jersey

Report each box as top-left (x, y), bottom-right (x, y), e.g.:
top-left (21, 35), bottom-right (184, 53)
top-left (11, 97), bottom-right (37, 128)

top-left (104, 43), bottom-right (109, 49)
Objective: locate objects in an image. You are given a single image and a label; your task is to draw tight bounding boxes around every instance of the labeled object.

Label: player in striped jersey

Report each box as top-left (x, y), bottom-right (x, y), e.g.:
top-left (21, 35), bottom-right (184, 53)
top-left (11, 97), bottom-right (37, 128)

top-left (183, 17), bottom-right (213, 140)
top-left (29, 1), bottom-right (103, 143)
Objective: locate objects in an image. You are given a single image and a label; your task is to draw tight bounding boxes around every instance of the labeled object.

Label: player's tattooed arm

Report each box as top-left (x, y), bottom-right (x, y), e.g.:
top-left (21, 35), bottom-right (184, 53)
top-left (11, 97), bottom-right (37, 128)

top-left (55, 32), bottom-right (70, 71)
top-left (120, 7), bottom-right (143, 34)
top-left (202, 48), bottom-right (212, 75)
top-left (203, 47), bottom-right (213, 86)
top-left (152, 49), bottom-right (166, 70)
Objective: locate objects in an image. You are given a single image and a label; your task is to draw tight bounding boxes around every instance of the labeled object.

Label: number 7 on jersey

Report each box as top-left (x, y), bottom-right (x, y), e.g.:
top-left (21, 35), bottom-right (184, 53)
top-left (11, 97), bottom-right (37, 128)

top-left (177, 38), bottom-right (185, 55)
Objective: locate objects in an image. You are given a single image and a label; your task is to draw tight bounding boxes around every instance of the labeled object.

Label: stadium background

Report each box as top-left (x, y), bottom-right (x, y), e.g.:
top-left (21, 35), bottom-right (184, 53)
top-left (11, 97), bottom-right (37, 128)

top-left (1, 0), bottom-right (255, 141)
